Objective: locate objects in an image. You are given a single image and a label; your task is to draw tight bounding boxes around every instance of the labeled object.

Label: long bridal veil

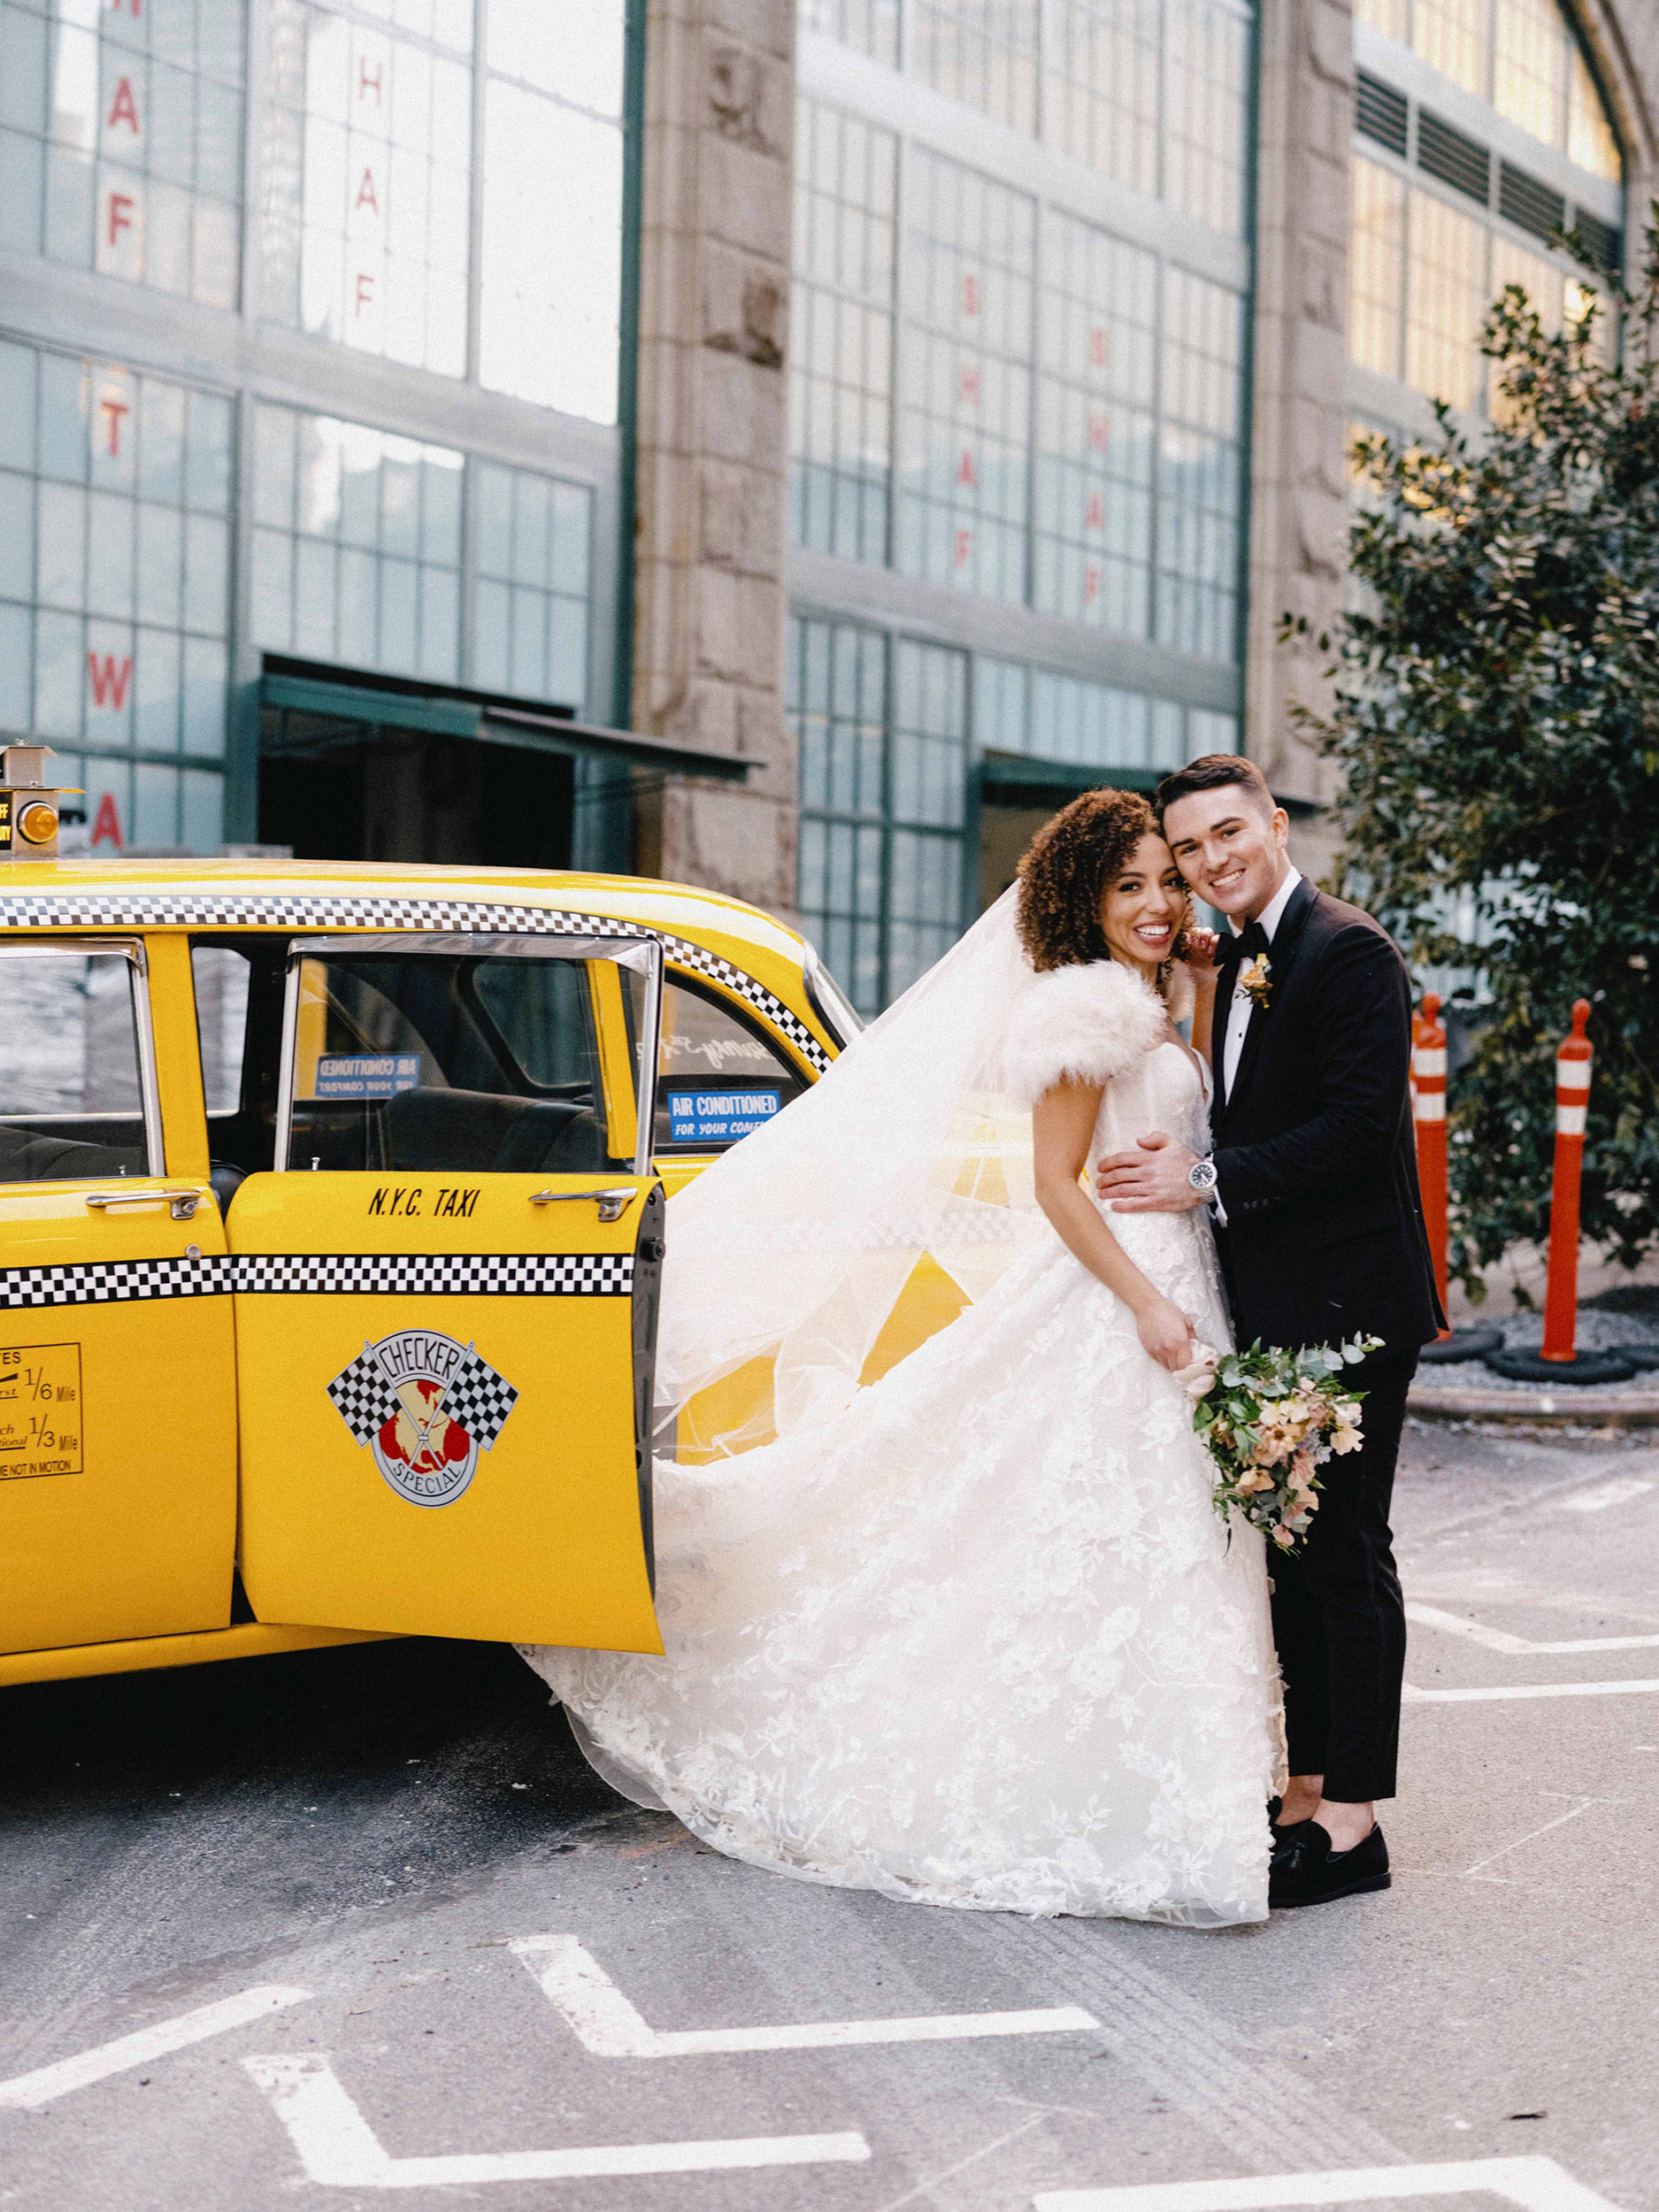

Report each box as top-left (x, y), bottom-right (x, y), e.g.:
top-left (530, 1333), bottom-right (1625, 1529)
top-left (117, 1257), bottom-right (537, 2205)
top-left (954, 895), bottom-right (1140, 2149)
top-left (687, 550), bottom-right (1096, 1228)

top-left (656, 887), bottom-right (1050, 1463)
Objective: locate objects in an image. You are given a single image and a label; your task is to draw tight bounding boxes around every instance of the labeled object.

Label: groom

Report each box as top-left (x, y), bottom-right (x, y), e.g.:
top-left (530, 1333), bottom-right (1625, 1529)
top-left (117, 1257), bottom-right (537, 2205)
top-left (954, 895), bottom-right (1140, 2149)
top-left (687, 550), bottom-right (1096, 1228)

top-left (1096, 754), bottom-right (1444, 1910)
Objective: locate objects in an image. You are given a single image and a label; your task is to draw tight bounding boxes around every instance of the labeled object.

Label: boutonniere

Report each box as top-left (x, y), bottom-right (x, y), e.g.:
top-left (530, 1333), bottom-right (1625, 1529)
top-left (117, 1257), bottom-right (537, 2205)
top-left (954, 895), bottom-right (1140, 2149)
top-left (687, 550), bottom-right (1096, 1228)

top-left (1239, 954), bottom-right (1272, 1012)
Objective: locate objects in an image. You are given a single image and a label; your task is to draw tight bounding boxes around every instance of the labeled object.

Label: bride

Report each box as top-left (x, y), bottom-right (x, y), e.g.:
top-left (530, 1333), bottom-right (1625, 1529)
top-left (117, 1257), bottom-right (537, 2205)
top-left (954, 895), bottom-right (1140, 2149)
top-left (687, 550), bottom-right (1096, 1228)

top-left (522, 789), bottom-right (1280, 1926)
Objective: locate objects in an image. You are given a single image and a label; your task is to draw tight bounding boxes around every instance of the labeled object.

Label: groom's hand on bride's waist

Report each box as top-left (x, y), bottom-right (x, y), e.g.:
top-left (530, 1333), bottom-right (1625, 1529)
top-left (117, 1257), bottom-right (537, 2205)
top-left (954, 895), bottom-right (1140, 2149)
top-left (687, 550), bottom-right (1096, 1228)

top-left (1095, 1132), bottom-right (1206, 1211)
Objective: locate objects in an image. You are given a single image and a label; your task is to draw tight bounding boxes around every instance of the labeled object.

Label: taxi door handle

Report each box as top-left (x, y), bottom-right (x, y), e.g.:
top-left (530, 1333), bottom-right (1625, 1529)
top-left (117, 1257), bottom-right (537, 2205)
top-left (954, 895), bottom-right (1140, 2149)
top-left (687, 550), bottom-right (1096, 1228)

top-left (85, 1188), bottom-right (204, 1221)
top-left (529, 1186), bottom-right (636, 1225)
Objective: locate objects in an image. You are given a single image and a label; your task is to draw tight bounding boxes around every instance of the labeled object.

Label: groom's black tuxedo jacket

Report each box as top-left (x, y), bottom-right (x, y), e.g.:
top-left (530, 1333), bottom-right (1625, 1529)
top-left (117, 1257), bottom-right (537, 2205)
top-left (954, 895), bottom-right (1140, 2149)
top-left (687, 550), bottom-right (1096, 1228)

top-left (1210, 877), bottom-right (1445, 1363)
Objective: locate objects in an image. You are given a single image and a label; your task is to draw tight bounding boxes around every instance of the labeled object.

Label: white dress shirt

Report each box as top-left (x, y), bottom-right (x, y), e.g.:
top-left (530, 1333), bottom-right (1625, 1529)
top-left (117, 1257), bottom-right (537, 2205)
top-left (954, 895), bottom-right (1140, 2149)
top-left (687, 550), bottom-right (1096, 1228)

top-left (1220, 864), bottom-right (1302, 1096)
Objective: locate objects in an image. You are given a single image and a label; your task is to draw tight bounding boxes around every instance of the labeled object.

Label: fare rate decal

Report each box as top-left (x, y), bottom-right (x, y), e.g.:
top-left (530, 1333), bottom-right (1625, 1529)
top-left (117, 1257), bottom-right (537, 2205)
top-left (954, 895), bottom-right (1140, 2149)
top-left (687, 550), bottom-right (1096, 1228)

top-left (0, 1344), bottom-right (82, 1480)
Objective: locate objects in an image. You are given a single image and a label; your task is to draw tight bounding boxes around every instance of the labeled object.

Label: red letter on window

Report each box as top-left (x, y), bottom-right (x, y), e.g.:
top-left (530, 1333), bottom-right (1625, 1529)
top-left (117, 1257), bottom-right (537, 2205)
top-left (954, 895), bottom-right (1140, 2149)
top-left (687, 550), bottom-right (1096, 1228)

top-left (961, 273), bottom-right (980, 319)
top-left (107, 76), bottom-right (140, 132)
top-left (958, 364), bottom-right (980, 406)
top-left (1085, 492), bottom-right (1104, 530)
top-left (1087, 412), bottom-right (1109, 453)
top-left (355, 166), bottom-right (379, 212)
top-left (109, 0), bottom-right (141, 15)
top-left (954, 526), bottom-right (972, 569)
top-left (87, 654), bottom-right (134, 710)
top-left (91, 792), bottom-right (125, 848)
top-left (1083, 566), bottom-right (1101, 606)
top-left (359, 59), bottom-right (382, 103)
top-left (956, 447), bottom-right (978, 490)
top-left (107, 192), bottom-right (134, 247)
top-left (355, 271), bottom-right (374, 314)
top-left (100, 398), bottom-right (130, 457)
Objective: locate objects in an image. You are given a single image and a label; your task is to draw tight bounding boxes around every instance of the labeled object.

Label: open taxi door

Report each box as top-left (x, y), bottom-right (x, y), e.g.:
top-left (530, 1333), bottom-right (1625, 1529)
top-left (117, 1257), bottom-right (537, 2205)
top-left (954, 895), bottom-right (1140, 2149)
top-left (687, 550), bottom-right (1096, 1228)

top-left (230, 933), bottom-right (664, 1651)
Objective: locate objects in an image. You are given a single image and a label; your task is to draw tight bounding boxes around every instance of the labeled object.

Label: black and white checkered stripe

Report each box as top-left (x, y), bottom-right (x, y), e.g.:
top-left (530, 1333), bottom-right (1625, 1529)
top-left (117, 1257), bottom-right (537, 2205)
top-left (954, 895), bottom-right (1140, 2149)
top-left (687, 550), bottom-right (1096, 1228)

top-left (0, 889), bottom-right (833, 1073)
top-left (0, 1250), bottom-right (633, 1308)
top-left (235, 1252), bottom-right (633, 1296)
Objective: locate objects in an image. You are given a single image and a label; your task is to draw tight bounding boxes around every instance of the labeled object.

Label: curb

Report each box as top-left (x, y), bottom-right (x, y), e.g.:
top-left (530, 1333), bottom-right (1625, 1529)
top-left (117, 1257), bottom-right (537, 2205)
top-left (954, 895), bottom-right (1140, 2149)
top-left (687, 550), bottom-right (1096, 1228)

top-left (1409, 1384), bottom-right (1659, 1429)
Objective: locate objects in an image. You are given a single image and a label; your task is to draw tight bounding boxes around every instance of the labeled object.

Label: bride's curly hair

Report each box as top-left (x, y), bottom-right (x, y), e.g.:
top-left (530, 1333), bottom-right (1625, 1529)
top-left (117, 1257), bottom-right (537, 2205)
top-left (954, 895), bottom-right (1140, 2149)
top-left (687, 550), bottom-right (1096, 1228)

top-left (1016, 787), bottom-right (1182, 972)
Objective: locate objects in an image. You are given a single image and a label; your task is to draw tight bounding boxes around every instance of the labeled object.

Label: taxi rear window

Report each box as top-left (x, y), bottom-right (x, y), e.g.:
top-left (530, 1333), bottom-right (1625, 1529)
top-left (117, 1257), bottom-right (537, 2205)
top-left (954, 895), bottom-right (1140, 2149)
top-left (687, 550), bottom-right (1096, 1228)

top-left (648, 977), bottom-right (807, 1153)
top-left (285, 949), bottom-right (633, 1176)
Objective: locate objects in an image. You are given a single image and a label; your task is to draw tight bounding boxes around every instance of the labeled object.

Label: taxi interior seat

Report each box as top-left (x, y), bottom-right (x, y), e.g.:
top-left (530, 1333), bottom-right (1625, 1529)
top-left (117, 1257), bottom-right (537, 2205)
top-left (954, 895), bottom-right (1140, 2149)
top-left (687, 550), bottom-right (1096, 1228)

top-left (384, 1086), bottom-right (610, 1173)
top-left (0, 1120), bottom-right (148, 1182)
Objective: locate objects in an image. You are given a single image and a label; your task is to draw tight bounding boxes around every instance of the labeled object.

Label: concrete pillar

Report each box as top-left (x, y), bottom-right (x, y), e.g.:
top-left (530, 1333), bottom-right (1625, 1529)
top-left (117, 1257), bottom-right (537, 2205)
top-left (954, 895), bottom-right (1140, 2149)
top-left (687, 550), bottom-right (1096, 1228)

top-left (1245, 0), bottom-right (1357, 878)
top-left (630, 0), bottom-right (798, 917)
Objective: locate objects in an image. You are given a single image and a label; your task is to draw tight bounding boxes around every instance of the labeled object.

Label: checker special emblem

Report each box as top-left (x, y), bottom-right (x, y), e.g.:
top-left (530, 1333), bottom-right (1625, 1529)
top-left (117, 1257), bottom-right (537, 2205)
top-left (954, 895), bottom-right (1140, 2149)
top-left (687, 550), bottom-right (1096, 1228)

top-left (327, 1329), bottom-right (518, 1508)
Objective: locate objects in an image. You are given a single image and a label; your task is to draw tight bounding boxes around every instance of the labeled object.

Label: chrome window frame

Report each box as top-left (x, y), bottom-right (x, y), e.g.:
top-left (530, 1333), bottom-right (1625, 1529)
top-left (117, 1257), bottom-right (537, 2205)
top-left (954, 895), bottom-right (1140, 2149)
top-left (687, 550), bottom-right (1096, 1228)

top-left (275, 933), bottom-right (664, 1178)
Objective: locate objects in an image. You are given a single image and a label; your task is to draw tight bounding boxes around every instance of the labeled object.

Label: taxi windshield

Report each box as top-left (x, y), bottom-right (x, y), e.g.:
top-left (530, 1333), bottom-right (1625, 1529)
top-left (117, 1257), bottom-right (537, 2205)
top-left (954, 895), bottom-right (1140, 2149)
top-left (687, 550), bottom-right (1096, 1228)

top-left (283, 946), bottom-right (642, 1175)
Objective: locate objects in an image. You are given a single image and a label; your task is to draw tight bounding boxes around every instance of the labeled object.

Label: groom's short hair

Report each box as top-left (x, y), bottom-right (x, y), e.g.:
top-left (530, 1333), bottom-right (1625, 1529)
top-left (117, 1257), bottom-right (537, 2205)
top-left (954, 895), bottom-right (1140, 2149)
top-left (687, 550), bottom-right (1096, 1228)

top-left (1156, 754), bottom-right (1277, 822)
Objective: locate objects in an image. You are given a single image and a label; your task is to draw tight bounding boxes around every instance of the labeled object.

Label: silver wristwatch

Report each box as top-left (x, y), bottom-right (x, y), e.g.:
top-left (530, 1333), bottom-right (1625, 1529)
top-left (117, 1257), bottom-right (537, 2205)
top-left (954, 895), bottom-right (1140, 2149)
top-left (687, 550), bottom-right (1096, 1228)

top-left (1187, 1157), bottom-right (1219, 1199)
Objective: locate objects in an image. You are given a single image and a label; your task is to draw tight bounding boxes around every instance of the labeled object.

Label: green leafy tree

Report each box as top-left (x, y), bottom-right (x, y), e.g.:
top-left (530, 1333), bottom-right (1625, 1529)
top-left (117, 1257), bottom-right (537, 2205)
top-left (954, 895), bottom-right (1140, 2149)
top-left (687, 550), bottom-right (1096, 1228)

top-left (1288, 219), bottom-right (1659, 1294)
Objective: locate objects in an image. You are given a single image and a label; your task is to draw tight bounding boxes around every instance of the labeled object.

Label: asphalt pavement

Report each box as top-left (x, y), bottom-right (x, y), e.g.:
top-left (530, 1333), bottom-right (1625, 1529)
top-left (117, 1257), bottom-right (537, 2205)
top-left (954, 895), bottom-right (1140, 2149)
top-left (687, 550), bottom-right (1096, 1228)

top-left (3, 1417), bottom-right (1657, 2212)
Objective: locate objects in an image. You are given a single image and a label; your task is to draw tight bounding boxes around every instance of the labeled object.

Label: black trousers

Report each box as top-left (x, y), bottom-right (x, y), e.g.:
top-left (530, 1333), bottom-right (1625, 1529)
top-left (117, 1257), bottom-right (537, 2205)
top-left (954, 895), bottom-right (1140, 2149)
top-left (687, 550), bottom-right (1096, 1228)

top-left (1270, 1352), bottom-right (1417, 1802)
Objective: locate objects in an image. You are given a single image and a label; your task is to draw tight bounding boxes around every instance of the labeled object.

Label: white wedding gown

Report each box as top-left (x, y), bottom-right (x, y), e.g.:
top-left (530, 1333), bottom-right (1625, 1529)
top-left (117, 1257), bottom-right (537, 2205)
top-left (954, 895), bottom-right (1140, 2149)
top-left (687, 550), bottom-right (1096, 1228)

top-left (523, 983), bottom-right (1281, 1927)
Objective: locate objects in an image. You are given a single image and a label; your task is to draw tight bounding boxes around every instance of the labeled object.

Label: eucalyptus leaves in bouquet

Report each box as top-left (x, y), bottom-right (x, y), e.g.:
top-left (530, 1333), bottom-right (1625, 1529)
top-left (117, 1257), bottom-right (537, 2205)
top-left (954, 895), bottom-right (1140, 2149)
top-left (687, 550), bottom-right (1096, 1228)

top-left (1186, 1336), bottom-right (1383, 1549)
top-left (1285, 215), bottom-right (1659, 1292)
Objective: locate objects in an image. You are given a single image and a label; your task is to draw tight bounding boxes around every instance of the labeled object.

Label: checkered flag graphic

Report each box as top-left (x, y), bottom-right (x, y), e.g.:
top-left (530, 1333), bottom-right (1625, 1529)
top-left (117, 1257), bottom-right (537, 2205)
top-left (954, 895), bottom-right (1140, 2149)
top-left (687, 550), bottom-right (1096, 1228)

top-left (327, 1345), bottom-right (397, 1446)
top-left (441, 1344), bottom-right (518, 1450)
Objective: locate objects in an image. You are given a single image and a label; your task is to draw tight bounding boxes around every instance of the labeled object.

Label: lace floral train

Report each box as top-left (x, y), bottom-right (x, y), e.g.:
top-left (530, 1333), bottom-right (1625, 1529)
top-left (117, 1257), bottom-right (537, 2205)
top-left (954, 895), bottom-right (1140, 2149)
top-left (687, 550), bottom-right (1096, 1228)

top-left (522, 1041), bottom-right (1281, 1926)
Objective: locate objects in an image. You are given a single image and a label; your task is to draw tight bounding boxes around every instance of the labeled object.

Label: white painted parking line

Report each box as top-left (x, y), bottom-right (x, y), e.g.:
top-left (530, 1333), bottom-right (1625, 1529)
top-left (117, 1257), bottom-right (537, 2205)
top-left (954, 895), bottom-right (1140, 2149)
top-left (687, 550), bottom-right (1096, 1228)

top-left (511, 1932), bottom-right (1097, 2055)
top-left (1405, 1677), bottom-right (1659, 1704)
top-left (1407, 1604), bottom-right (1659, 1656)
top-left (243, 2053), bottom-right (870, 2187)
top-left (1032, 2153), bottom-right (1625, 2212)
top-left (0, 1985), bottom-right (311, 2111)
top-left (1561, 1479), bottom-right (1654, 1514)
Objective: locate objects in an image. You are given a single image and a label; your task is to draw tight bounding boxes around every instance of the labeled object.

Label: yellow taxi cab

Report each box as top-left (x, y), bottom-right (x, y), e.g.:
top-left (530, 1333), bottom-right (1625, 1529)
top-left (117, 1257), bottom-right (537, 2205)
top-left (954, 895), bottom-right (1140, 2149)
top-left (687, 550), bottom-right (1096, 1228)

top-left (0, 806), bottom-right (858, 1689)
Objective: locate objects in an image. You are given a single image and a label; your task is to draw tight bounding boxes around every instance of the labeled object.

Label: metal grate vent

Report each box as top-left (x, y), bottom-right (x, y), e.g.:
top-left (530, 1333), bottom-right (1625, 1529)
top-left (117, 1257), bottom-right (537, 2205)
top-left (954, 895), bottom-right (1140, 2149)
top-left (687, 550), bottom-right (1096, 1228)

top-left (1417, 110), bottom-right (1491, 203)
top-left (1356, 70), bottom-right (1409, 157)
top-left (1499, 160), bottom-right (1566, 241)
top-left (1571, 206), bottom-right (1622, 273)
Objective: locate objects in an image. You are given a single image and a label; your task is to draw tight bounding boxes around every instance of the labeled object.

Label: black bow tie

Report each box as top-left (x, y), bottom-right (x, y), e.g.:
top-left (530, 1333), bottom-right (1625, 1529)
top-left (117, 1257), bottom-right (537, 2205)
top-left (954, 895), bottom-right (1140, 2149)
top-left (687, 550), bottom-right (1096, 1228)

top-left (1219, 920), bottom-right (1271, 969)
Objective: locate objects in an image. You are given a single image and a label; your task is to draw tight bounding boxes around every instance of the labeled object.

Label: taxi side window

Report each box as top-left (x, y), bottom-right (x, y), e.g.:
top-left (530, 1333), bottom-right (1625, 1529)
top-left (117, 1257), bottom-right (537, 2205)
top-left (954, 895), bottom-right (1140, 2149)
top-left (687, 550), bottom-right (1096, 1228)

top-left (652, 979), bottom-right (806, 1153)
top-left (0, 949), bottom-right (152, 1182)
top-left (191, 946), bottom-right (252, 1116)
top-left (287, 952), bottom-right (627, 1174)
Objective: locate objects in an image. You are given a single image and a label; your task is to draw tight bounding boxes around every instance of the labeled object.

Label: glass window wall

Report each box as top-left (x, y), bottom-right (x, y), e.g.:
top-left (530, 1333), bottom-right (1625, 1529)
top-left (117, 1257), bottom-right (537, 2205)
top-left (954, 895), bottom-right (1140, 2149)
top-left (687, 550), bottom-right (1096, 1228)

top-left (910, 0), bottom-right (1039, 133)
top-left (472, 460), bottom-right (594, 710)
top-left (897, 149), bottom-right (1035, 604)
top-left (1356, 0), bottom-right (1622, 181)
top-left (250, 401), bottom-right (463, 682)
top-left (790, 99), bottom-right (896, 565)
top-left (1033, 214), bottom-right (1157, 635)
top-left (1156, 269), bottom-right (1244, 661)
top-left (0, 334), bottom-right (231, 849)
top-left (1044, 0), bottom-right (1162, 198)
top-left (0, 0), bottom-right (245, 309)
top-left (1349, 145), bottom-right (1613, 411)
top-left (479, 0), bottom-right (626, 422)
top-left (262, 0), bottom-right (472, 378)
top-left (792, 612), bottom-right (1239, 1013)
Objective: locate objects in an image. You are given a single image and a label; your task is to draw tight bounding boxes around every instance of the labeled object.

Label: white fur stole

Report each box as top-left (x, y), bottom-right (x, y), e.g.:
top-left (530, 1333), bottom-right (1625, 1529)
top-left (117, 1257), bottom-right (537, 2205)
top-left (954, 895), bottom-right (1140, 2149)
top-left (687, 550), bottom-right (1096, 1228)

top-left (1001, 958), bottom-right (1168, 1106)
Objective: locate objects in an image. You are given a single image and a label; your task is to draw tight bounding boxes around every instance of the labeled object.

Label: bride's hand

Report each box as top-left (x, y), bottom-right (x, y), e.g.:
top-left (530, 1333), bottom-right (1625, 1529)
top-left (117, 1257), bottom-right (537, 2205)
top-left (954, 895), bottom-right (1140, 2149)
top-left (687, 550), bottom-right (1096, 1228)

top-left (1135, 1295), bottom-right (1196, 1372)
top-left (1179, 926), bottom-right (1222, 984)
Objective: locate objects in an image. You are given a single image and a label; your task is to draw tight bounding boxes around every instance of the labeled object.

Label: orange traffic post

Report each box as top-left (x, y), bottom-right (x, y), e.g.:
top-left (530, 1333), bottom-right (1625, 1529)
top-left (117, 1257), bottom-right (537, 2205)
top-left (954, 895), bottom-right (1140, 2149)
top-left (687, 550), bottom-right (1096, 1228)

top-left (1540, 1000), bottom-right (1594, 1363)
top-left (1413, 993), bottom-right (1450, 1332)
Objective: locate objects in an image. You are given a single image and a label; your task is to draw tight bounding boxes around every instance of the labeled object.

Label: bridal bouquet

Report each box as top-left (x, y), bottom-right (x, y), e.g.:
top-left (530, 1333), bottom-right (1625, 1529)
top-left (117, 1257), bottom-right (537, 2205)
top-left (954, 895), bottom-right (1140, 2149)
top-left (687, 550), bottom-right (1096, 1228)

top-left (1178, 1335), bottom-right (1384, 1549)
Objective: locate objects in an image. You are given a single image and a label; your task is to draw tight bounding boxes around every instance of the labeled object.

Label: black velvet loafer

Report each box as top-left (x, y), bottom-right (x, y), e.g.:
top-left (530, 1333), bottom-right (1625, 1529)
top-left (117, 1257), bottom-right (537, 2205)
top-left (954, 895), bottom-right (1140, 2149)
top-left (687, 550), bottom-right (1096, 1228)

top-left (1268, 1820), bottom-right (1390, 1909)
